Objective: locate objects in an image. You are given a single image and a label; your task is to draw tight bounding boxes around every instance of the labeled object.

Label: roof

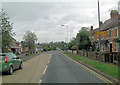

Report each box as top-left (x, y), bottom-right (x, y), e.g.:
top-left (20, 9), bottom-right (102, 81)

top-left (10, 37), bottom-right (16, 42)
top-left (100, 16), bottom-right (119, 31)
top-left (10, 45), bottom-right (21, 49)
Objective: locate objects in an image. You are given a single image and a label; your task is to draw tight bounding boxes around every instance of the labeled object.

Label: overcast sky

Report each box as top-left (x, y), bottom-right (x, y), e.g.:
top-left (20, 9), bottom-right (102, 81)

top-left (1, 0), bottom-right (119, 43)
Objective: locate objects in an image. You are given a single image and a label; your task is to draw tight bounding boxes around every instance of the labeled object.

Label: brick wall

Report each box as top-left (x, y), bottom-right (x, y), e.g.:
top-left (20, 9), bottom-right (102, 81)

top-left (119, 27), bottom-right (120, 37)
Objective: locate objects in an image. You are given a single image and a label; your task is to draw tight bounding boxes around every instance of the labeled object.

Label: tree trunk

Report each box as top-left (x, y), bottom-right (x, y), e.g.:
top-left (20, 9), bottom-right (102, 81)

top-left (77, 47), bottom-right (79, 54)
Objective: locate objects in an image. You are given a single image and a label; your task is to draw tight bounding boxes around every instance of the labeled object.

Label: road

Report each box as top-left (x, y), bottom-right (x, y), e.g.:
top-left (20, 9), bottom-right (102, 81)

top-left (1, 51), bottom-right (112, 84)
top-left (2, 52), bottom-right (52, 83)
top-left (41, 51), bottom-right (108, 84)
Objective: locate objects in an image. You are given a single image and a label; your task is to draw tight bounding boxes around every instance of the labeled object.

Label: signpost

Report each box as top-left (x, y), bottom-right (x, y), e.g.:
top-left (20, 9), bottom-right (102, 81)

top-left (95, 31), bottom-right (106, 35)
top-left (95, 31), bottom-right (106, 63)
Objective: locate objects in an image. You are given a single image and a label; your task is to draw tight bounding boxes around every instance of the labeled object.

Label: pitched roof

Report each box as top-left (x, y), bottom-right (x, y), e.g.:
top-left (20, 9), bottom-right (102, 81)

top-left (100, 16), bottom-right (119, 31)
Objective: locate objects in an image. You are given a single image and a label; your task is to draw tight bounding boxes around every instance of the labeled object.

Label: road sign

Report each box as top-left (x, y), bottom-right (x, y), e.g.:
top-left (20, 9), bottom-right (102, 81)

top-left (95, 31), bottom-right (106, 35)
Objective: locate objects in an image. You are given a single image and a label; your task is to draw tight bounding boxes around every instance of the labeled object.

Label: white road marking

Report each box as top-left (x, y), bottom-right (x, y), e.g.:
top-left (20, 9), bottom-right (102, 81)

top-left (39, 79), bottom-right (42, 84)
top-left (48, 54), bottom-right (52, 64)
top-left (48, 60), bottom-right (50, 64)
top-left (39, 54), bottom-right (52, 83)
top-left (43, 66), bottom-right (48, 75)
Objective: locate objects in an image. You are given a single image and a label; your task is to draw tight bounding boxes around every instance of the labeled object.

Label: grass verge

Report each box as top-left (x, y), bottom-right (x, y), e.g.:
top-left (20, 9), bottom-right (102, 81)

top-left (64, 52), bottom-right (119, 80)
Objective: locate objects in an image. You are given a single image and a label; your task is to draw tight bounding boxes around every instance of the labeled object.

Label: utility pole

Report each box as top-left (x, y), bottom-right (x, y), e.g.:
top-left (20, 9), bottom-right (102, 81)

top-left (98, 0), bottom-right (101, 63)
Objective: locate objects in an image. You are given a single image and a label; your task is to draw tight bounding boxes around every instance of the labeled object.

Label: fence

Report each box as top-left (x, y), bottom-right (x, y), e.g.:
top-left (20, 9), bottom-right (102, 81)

top-left (69, 50), bottom-right (119, 65)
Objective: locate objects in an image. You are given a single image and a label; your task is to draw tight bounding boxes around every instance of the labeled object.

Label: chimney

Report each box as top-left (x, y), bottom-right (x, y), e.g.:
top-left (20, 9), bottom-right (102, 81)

top-left (110, 10), bottom-right (118, 19)
top-left (99, 21), bottom-right (103, 26)
top-left (90, 26), bottom-right (93, 31)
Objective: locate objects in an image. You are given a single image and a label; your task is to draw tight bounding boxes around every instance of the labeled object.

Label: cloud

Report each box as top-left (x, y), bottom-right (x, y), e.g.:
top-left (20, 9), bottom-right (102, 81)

top-left (2, 1), bottom-right (119, 43)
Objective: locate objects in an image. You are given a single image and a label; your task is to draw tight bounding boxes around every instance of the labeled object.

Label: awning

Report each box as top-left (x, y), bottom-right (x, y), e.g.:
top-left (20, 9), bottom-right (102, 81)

top-left (10, 45), bottom-right (21, 49)
top-left (113, 38), bottom-right (120, 42)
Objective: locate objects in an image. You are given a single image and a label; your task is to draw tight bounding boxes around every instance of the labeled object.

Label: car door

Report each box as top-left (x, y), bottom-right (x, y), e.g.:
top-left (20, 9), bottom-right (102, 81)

top-left (12, 54), bottom-right (20, 69)
top-left (11, 53), bottom-right (18, 69)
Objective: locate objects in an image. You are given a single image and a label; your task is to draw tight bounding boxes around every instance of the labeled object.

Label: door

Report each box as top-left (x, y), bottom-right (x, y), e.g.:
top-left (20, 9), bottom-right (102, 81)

top-left (12, 54), bottom-right (20, 69)
top-left (119, 43), bottom-right (120, 51)
top-left (110, 43), bottom-right (112, 52)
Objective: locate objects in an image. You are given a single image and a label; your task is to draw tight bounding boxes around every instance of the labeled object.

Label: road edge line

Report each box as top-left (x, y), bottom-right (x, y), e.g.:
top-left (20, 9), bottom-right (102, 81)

top-left (63, 53), bottom-right (115, 84)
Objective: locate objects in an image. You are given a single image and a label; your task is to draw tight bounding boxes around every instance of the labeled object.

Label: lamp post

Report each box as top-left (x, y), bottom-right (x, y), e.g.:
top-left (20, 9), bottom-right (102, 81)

top-left (61, 24), bottom-right (68, 51)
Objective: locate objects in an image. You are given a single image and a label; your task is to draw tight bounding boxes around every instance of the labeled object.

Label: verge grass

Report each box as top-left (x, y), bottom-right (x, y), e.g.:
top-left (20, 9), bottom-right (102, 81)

top-left (64, 52), bottom-right (119, 80)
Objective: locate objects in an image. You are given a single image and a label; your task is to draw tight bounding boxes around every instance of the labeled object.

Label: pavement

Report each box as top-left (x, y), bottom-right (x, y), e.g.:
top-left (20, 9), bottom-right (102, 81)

top-left (2, 52), bottom-right (52, 83)
top-left (41, 51), bottom-right (109, 84)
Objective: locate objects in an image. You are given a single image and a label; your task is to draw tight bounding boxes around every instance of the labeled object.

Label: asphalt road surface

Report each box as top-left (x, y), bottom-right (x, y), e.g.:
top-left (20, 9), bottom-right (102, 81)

top-left (41, 51), bottom-right (108, 84)
top-left (1, 51), bottom-right (112, 84)
top-left (2, 52), bottom-right (52, 83)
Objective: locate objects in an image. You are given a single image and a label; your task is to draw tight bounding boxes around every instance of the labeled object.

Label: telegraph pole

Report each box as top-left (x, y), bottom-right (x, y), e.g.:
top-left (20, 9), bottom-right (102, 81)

top-left (98, 0), bottom-right (101, 63)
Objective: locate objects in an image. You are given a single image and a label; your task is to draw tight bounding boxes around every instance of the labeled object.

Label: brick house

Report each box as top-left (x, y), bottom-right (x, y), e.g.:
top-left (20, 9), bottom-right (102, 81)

top-left (93, 10), bottom-right (120, 63)
top-left (10, 37), bottom-right (21, 55)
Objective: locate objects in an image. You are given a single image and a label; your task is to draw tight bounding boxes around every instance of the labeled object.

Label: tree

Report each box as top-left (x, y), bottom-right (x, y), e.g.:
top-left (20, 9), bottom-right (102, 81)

top-left (76, 28), bottom-right (91, 51)
top-left (71, 46), bottom-right (77, 53)
top-left (23, 31), bottom-right (38, 53)
top-left (0, 9), bottom-right (15, 52)
top-left (21, 41), bottom-right (26, 49)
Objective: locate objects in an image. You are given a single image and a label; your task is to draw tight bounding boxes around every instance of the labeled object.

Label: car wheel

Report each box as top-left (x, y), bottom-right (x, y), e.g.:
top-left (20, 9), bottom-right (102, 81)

top-left (19, 63), bottom-right (23, 69)
top-left (8, 66), bottom-right (13, 75)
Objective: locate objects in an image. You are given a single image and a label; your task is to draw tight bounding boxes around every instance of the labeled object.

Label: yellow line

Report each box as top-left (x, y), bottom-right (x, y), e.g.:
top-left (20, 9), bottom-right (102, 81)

top-left (63, 54), bottom-right (114, 84)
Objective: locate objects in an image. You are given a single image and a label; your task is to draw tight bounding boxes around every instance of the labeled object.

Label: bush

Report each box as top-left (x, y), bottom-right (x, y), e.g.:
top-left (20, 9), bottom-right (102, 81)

top-left (71, 46), bottom-right (77, 50)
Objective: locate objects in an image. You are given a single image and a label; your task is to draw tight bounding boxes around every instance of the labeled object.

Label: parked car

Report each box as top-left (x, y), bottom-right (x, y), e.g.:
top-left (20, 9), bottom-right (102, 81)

top-left (0, 53), bottom-right (23, 75)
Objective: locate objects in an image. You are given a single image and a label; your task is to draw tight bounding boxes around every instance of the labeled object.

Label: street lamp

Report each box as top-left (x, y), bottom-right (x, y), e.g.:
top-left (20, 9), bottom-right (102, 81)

top-left (61, 24), bottom-right (68, 51)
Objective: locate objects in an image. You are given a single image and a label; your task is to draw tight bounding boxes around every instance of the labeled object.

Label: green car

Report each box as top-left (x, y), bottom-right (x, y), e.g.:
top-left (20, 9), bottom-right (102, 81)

top-left (0, 53), bottom-right (23, 75)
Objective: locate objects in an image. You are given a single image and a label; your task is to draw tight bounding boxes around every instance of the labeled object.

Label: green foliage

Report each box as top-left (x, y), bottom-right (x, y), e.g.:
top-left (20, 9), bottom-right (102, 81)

top-left (64, 52), bottom-right (119, 79)
top-left (76, 29), bottom-right (91, 45)
top-left (74, 29), bottom-right (92, 50)
top-left (21, 41), bottom-right (26, 49)
top-left (23, 31), bottom-right (38, 51)
top-left (55, 41), bottom-right (67, 50)
top-left (42, 46), bottom-right (50, 51)
top-left (82, 49), bottom-right (86, 52)
top-left (0, 9), bottom-right (15, 52)
top-left (71, 46), bottom-right (77, 50)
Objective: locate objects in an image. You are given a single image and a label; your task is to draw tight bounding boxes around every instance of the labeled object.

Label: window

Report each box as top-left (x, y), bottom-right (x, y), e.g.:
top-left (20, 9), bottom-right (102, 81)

top-left (0, 55), bottom-right (5, 60)
top-left (119, 43), bottom-right (120, 51)
top-left (107, 45), bottom-right (109, 51)
top-left (102, 35), bottom-right (104, 39)
top-left (109, 30), bottom-right (111, 37)
top-left (107, 31), bottom-right (109, 38)
top-left (114, 42), bottom-right (116, 52)
top-left (114, 42), bottom-right (119, 52)
top-left (116, 28), bottom-right (118, 37)
top-left (97, 35), bottom-right (99, 40)
top-left (11, 53), bottom-right (17, 59)
top-left (101, 45), bottom-right (104, 51)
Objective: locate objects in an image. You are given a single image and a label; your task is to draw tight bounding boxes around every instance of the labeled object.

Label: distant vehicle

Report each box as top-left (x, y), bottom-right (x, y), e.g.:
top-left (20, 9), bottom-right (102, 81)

top-left (58, 49), bottom-right (61, 51)
top-left (0, 53), bottom-right (23, 75)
